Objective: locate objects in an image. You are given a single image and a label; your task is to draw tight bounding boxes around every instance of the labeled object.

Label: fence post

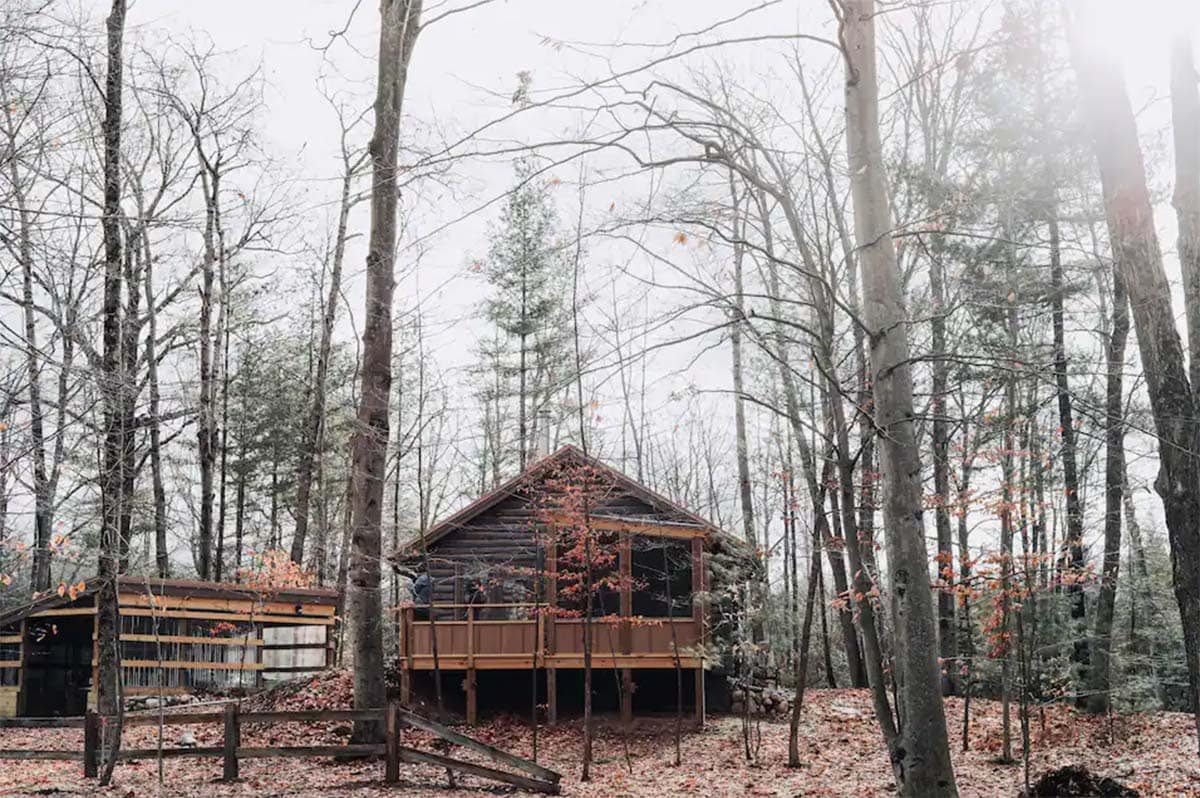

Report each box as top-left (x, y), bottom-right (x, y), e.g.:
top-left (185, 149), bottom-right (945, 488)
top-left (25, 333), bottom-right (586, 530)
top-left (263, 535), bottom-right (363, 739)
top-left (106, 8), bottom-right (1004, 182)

top-left (223, 703), bottom-right (240, 781)
top-left (83, 710), bottom-right (99, 778)
top-left (385, 701), bottom-right (399, 783)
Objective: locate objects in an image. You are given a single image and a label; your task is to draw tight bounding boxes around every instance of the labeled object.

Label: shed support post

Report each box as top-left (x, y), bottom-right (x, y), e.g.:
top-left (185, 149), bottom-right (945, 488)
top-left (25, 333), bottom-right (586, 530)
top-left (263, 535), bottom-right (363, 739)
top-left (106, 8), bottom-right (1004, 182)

top-left (546, 667), bottom-right (557, 726)
top-left (385, 701), bottom-right (399, 782)
top-left (223, 702), bottom-right (240, 781)
top-left (694, 667), bottom-right (706, 727)
top-left (84, 709), bottom-right (99, 778)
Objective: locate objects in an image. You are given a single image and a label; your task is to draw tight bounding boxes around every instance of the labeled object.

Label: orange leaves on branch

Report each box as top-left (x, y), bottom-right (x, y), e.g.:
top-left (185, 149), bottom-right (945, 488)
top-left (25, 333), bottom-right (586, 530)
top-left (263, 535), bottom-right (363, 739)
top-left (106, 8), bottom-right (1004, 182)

top-left (238, 549), bottom-right (317, 591)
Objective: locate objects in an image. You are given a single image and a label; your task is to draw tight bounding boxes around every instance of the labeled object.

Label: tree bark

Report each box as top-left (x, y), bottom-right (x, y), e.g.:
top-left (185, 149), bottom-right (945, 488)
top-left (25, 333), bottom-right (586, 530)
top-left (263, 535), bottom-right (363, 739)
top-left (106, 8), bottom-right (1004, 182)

top-left (348, 0), bottom-right (422, 743)
top-left (1172, 35), bottom-right (1200, 395)
top-left (5, 136), bottom-right (53, 593)
top-left (196, 166), bottom-right (218, 580)
top-left (840, 2), bottom-right (958, 793)
top-left (97, 0), bottom-right (127, 784)
top-left (142, 234), bottom-right (169, 577)
top-left (754, 190), bottom-right (867, 688)
top-left (929, 243), bottom-right (954, 695)
top-left (293, 153), bottom-right (360, 564)
top-left (1088, 266), bottom-right (1130, 713)
top-left (1048, 214), bottom-right (1088, 674)
top-left (1072, 23), bottom-right (1200, 750)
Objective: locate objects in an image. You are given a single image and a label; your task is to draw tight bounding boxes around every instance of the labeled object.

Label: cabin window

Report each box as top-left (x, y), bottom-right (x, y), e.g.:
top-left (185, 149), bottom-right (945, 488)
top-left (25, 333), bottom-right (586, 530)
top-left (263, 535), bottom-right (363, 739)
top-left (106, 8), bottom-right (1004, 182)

top-left (631, 538), bottom-right (693, 618)
top-left (555, 532), bottom-right (620, 617)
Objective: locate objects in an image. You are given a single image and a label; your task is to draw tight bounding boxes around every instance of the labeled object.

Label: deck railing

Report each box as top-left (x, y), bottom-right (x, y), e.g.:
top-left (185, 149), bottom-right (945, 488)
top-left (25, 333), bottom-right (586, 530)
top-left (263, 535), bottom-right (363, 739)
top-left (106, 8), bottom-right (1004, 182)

top-left (398, 602), bottom-right (702, 670)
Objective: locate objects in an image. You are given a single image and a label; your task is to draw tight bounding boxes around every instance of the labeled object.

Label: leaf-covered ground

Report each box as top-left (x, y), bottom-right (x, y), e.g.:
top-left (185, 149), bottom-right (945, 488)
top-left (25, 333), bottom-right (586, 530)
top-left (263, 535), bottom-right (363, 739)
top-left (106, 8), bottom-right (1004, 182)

top-left (2, 685), bottom-right (1198, 797)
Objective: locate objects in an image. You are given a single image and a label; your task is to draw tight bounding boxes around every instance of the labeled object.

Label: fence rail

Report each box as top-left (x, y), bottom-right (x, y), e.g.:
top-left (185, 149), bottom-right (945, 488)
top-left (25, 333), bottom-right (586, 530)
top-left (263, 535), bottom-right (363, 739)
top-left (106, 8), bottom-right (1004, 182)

top-left (0, 703), bottom-right (560, 794)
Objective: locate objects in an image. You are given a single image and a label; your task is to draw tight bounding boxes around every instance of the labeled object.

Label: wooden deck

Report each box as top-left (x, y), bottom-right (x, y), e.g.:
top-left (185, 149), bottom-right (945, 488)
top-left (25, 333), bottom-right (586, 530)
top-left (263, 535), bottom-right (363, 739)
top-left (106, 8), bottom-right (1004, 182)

top-left (399, 604), bottom-right (703, 671)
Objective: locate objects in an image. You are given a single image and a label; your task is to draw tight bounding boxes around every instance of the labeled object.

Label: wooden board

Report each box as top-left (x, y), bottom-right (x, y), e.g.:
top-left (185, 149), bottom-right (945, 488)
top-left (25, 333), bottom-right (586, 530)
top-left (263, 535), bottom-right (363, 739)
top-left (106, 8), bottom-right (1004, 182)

top-left (120, 608), bottom-right (334, 626)
top-left (119, 594), bottom-right (336, 617)
top-left (109, 659), bottom-right (264, 671)
top-left (117, 634), bottom-right (264, 646)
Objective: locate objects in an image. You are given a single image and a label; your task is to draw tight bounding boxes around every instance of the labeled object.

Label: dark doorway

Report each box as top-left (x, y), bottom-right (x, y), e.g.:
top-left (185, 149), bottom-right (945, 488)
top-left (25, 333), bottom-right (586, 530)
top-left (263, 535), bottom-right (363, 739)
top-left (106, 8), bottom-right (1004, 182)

top-left (22, 615), bottom-right (93, 716)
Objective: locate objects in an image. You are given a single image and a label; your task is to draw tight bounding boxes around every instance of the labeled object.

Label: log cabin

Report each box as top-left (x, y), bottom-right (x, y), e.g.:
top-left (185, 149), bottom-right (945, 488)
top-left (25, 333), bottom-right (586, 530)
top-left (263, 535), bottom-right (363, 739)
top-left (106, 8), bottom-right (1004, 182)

top-left (394, 444), bottom-right (748, 725)
top-left (0, 576), bottom-right (338, 717)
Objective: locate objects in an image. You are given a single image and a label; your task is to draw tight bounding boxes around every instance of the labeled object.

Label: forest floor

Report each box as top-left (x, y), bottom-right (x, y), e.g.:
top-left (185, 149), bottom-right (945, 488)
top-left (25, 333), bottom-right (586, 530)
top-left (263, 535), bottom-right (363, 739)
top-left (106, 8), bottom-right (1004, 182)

top-left (1, 676), bottom-right (1198, 797)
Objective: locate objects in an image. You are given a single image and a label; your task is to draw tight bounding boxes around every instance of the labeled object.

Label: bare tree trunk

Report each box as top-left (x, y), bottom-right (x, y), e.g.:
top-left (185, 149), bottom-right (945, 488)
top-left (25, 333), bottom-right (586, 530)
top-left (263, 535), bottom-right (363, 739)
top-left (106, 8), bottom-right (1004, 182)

top-left (1048, 214), bottom-right (1088, 675)
top-left (1088, 268), bottom-right (1130, 713)
top-left (839, 2), bottom-right (957, 792)
top-left (787, 517), bottom-right (821, 767)
top-left (929, 245), bottom-right (954, 696)
top-left (348, 0), bottom-right (422, 743)
top-left (1000, 292), bottom-right (1018, 764)
top-left (1172, 35), bottom-right (1200, 395)
top-left (4, 138), bottom-right (53, 593)
top-left (754, 191), bottom-right (867, 687)
top-left (293, 149), bottom-right (361, 564)
top-left (196, 167), bottom-right (217, 580)
top-left (97, 0), bottom-right (128, 784)
top-left (1072, 23), bottom-right (1200, 751)
top-left (142, 235), bottom-right (168, 577)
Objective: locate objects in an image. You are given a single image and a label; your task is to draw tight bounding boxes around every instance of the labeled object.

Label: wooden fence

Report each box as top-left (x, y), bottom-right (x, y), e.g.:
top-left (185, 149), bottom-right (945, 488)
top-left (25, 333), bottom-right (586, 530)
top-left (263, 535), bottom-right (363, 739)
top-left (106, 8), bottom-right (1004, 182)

top-left (0, 704), bottom-right (561, 794)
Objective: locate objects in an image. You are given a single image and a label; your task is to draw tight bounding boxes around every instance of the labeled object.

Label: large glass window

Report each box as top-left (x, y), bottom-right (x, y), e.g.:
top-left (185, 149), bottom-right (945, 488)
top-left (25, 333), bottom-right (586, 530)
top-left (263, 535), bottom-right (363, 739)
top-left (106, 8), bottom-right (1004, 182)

top-left (631, 538), bottom-right (693, 618)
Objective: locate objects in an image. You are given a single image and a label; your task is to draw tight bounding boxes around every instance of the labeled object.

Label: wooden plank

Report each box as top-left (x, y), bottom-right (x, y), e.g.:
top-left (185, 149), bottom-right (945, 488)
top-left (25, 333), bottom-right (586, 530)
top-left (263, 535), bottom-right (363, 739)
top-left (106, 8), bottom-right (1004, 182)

top-left (119, 594), bottom-right (337, 617)
top-left (117, 747), bottom-right (224, 759)
top-left (30, 607), bottom-right (96, 617)
top-left (118, 634), bottom-right (263, 646)
top-left (0, 750), bottom-right (80, 760)
top-left (237, 744), bottom-right (385, 758)
top-left (0, 635), bottom-right (21, 643)
top-left (543, 512), bottom-right (705, 540)
top-left (122, 686), bottom-right (191, 697)
top-left (0, 660), bottom-right (20, 668)
top-left (397, 706), bottom-right (560, 783)
top-left (109, 659), bottom-right (264, 671)
top-left (0, 716), bottom-right (87, 728)
top-left (120, 608), bottom-right (334, 625)
top-left (123, 711), bottom-right (224, 727)
top-left (396, 745), bottom-right (560, 795)
top-left (239, 709), bottom-right (382, 723)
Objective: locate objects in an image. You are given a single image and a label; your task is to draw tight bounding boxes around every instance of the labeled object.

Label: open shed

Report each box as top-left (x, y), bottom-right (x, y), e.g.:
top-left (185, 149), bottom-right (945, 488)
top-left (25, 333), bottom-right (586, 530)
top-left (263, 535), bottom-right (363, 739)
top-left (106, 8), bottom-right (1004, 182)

top-left (0, 576), bottom-right (337, 717)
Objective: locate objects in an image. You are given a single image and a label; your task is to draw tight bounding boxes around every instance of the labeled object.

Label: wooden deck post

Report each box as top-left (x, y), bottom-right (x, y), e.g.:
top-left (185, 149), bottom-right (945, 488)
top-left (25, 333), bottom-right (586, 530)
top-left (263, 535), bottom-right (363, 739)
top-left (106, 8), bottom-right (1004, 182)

top-left (619, 533), bottom-right (632, 655)
top-left (692, 537), bottom-right (706, 728)
top-left (465, 670), bottom-right (477, 726)
top-left (621, 668), bottom-right (633, 725)
top-left (546, 533), bottom-right (558, 726)
top-left (83, 709), bottom-right (99, 778)
top-left (385, 701), bottom-right (399, 782)
top-left (402, 605), bottom-right (414, 705)
top-left (223, 702), bottom-right (240, 781)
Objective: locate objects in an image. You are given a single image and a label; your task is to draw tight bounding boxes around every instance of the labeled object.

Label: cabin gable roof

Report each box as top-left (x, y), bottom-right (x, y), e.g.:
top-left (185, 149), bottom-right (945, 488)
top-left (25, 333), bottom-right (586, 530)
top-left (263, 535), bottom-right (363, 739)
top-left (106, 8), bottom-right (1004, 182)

top-left (406, 445), bottom-right (745, 556)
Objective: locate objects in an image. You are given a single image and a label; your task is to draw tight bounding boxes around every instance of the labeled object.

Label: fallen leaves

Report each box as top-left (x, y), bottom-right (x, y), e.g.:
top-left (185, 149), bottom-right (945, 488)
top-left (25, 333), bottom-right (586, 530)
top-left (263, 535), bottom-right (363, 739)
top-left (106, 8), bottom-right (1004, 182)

top-left (1, 682), bottom-right (1198, 797)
